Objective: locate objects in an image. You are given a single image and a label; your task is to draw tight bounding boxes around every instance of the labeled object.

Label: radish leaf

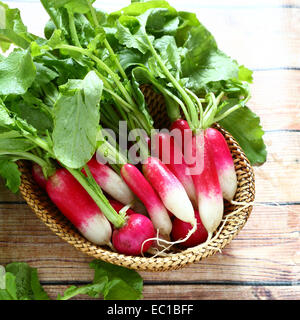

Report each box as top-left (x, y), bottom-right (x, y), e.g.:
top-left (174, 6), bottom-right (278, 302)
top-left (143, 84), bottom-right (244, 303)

top-left (0, 160), bottom-right (21, 193)
top-left (0, 49), bottom-right (36, 96)
top-left (219, 105), bottom-right (267, 165)
top-left (52, 71), bottom-right (103, 168)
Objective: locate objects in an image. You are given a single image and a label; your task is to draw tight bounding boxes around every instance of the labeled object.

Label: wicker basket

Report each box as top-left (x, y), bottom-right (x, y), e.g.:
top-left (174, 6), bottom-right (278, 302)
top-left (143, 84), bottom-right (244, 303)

top-left (18, 86), bottom-right (255, 272)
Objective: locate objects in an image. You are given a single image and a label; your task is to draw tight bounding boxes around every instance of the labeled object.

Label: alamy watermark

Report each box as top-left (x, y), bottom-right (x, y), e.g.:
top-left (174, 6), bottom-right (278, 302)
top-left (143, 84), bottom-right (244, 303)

top-left (96, 121), bottom-right (204, 175)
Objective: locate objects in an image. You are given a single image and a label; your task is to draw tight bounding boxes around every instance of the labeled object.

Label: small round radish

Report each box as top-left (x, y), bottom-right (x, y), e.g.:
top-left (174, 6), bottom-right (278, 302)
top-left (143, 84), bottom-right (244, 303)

top-left (142, 157), bottom-right (196, 227)
top-left (151, 132), bottom-right (197, 207)
top-left (32, 164), bottom-right (48, 189)
top-left (46, 168), bottom-right (112, 246)
top-left (112, 214), bottom-right (155, 256)
top-left (171, 210), bottom-right (208, 248)
top-left (121, 163), bottom-right (172, 238)
top-left (205, 128), bottom-right (237, 201)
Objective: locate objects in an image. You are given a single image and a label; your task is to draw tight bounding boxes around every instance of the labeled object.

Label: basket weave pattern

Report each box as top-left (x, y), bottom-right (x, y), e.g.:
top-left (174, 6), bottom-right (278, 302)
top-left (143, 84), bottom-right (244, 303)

top-left (18, 86), bottom-right (255, 272)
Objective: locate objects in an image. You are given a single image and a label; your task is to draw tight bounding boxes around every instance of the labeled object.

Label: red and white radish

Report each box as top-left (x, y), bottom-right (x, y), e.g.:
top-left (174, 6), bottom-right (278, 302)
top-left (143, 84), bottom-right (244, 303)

top-left (46, 168), bottom-right (112, 246)
top-left (32, 163), bottom-right (48, 189)
top-left (84, 157), bottom-right (135, 205)
top-left (170, 119), bottom-right (193, 155)
top-left (112, 213), bottom-right (155, 256)
top-left (121, 163), bottom-right (172, 239)
top-left (142, 157), bottom-right (196, 227)
top-left (187, 132), bottom-right (224, 235)
top-left (171, 210), bottom-right (208, 248)
top-left (205, 128), bottom-right (237, 201)
top-left (151, 132), bottom-right (197, 207)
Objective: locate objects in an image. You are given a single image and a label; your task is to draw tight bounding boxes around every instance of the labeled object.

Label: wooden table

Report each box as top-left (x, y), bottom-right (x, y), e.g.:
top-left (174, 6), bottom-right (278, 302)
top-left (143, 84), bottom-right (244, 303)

top-left (0, 0), bottom-right (299, 300)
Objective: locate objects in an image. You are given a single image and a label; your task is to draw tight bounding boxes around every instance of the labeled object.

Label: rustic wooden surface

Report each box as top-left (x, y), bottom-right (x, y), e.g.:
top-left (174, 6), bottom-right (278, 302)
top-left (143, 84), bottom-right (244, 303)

top-left (0, 0), bottom-right (299, 300)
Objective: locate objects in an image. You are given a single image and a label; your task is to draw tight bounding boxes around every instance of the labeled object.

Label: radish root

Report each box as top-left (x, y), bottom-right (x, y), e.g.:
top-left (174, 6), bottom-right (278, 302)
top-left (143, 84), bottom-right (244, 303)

top-left (141, 222), bottom-right (197, 257)
top-left (140, 200), bottom-right (299, 258)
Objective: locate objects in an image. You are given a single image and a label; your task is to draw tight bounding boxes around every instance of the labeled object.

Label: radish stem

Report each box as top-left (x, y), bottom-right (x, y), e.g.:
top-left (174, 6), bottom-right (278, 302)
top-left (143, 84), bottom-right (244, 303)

top-left (66, 166), bottom-right (126, 228)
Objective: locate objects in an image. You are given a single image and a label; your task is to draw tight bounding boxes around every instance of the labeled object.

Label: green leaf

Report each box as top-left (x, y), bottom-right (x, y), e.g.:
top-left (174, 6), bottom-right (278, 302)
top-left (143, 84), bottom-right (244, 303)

top-left (0, 159), bottom-right (21, 193)
top-left (57, 282), bottom-right (106, 300)
top-left (0, 135), bottom-right (34, 152)
top-left (2, 262), bottom-right (50, 300)
top-left (154, 35), bottom-right (181, 79)
top-left (0, 98), bottom-right (38, 136)
top-left (0, 272), bottom-right (17, 300)
top-left (46, 0), bottom-right (96, 14)
top-left (181, 25), bottom-right (239, 93)
top-left (8, 97), bottom-right (53, 135)
top-left (0, 1), bottom-right (40, 51)
top-left (0, 49), bottom-right (36, 96)
top-left (52, 71), bottom-right (103, 168)
top-left (115, 17), bottom-right (150, 54)
top-left (103, 278), bottom-right (142, 300)
top-left (33, 62), bottom-right (58, 85)
top-left (0, 260), bottom-right (143, 300)
top-left (118, 48), bottom-right (149, 70)
top-left (74, 13), bottom-right (96, 48)
top-left (218, 105), bottom-right (267, 165)
top-left (35, 56), bottom-right (89, 85)
top-left (57, 260), bottom-right (144, 300)
top-left (30, 269), bottom-right (51, 300)
top-left (0, 1), bottom-right (27, 51)
top-left (238, 65), bottom-right (253, 83)
top-left (90, 260), bottom-right (143, 300)
top-left (110, 0), bottom-right (175, 19)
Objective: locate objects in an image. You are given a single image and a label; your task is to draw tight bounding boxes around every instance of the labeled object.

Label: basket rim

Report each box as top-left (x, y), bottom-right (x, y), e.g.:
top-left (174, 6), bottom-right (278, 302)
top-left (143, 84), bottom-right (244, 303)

top-left (18, 124), bottom-right (255, 272)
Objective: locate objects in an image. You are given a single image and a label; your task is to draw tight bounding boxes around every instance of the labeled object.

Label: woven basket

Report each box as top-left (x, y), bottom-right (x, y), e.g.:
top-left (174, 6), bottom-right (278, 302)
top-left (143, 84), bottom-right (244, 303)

top-left (18, 85), bottom-right (255, 272)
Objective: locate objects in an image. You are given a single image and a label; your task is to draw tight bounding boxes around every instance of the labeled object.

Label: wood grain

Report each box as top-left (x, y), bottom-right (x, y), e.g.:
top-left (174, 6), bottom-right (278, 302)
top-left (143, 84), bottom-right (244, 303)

top-left (42, 284), bottom-right (300, 300)
top-left (0, 203), bottom-right (299, 283)
top-left (250, 71), bottom-right (300, 130)
top-left (195, 8), bottom-right (300, 70)
top-left (255, 131), bottom-right (300, 202)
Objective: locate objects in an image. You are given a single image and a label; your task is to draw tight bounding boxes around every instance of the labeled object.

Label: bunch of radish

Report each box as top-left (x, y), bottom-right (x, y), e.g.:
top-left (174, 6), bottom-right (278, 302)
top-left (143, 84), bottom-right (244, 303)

top-left (26, 1), bottom-right (237, 257)
top-left (31, 115), bottom-right (237, 256)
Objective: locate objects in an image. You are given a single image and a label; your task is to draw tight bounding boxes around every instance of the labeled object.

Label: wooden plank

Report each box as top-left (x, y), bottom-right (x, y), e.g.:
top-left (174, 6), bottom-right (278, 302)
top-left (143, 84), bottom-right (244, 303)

top-left (195, 8), bottom-right (300, 70)
top-left (42, 284), bottom-right (300, 300)
top-left (250, 71), bottom-right (300, 131)
top-left (254, 131), bottom-right (300, 202)
top-left (0, 182), bottom-right (24, 203)
top-left (0, 203), bottom-right (299, 283)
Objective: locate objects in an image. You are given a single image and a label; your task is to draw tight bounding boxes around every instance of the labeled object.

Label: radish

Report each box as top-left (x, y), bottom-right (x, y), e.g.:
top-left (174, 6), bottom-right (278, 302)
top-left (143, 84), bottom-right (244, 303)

top-left (170, 119), bottom-right (192, 155)
top-left (187, 133), bottom-right (224, 235)
top-left (62, 164), bottom-right (157, 256)
top-left (142, 157), bottom-right (196, 227)
top-left (32, 164), bottom-right (48, 190)
top-left (112, 213), bottom-right (155, 256)
top-left (205, 128), bottom-right (237, 201)
top-left (171, 210), bottom-right (208, 248)
top-left (46, 168), bottom-right (112, 246)
top-left (151, 132), bottom-right (197, 207)
top-left (84, 157), bottom-right (135, 206)
top-left (121, 163), bottom-right (172, 239)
